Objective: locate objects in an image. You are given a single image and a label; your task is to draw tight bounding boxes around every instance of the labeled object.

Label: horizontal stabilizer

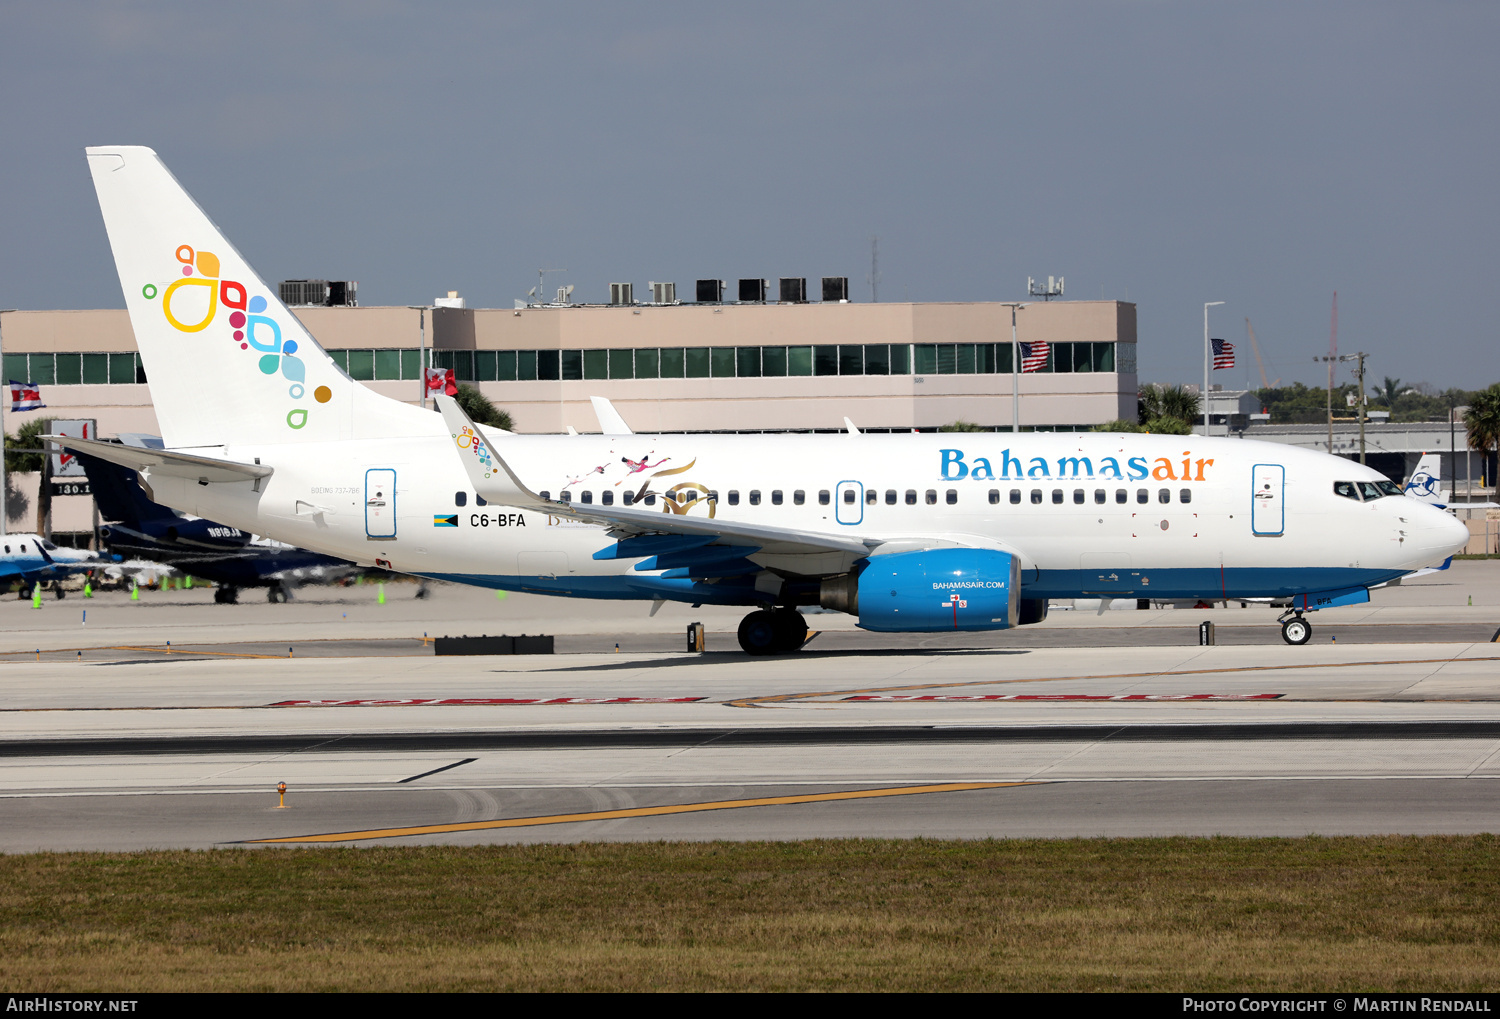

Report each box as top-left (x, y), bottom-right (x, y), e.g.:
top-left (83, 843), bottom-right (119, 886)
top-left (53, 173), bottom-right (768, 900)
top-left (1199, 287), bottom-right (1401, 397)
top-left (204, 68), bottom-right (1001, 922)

top-left (44, 435), bottom-right (271, 485)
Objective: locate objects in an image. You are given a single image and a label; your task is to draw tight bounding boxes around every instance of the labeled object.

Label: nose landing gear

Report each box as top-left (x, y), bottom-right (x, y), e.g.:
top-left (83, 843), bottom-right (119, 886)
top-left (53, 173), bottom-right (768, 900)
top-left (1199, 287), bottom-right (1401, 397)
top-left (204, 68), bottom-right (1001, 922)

top-left (737, 608), bottom-right (809, 655)
top-left (1278, 611), bottom-right (1312, 645)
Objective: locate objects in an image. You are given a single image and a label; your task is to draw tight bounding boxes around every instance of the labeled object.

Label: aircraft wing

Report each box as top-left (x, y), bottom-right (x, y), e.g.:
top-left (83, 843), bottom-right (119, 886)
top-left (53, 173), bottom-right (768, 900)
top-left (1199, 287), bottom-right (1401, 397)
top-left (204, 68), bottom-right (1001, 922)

top-left (435, 395), bottom-right (872, 562)
top-left (44, 436), bottom-right (272, 485)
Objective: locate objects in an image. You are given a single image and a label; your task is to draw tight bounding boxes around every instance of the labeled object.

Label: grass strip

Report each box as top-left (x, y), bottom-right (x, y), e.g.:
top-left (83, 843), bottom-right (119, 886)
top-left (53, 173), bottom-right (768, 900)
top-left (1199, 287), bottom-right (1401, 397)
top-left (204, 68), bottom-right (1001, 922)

top-left (2, 836), bottom-right (1498, 992)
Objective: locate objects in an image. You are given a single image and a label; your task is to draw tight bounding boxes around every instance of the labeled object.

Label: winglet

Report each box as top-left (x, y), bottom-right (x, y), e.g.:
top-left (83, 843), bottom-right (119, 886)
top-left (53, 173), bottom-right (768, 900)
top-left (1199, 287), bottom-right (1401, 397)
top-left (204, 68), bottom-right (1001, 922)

top-left (843, 417), bottom-right (861, 435)
top-left (591, 396), bottom-right (634, 435)
top-left (434, 394), bottom-right (549, 509)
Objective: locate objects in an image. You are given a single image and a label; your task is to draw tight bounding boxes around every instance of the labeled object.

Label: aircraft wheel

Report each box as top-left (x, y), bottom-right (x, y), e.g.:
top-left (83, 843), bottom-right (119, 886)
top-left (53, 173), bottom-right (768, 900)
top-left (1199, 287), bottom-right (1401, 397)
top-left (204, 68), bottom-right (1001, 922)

top-left (54, 585), bottom-right (65, 601)
top-left (773, 609), bottom-right (809, 653)
top-left (267, 585), bottom-right (287, 604)
top-left (17, 584), bottom-right (31, 601)
top-left (1281, 616), bottom-right (1312, 645)
top-left (737, 610), bottom-right (781, 656)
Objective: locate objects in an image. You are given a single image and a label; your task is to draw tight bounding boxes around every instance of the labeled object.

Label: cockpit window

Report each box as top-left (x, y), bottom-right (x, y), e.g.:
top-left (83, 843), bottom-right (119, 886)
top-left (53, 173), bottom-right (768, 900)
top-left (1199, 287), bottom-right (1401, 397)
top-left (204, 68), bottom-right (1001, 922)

top-left (1334, 481), bottom-right (1360, 500)
top-left (1376, 480), bottom-right (1402, 497)
top-left (1358, 481), bottom-right (1381, 501)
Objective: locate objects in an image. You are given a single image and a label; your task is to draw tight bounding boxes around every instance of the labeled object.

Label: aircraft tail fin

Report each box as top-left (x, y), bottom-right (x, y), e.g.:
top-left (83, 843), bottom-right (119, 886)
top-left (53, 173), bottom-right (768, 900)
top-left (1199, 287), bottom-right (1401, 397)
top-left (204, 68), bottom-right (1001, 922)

top-left (85, 146), bottom-right (434, 449)
top-left (74, 452), bottom-right (162, 528)
top-left (1404, 452), bottom-right (1449, 506)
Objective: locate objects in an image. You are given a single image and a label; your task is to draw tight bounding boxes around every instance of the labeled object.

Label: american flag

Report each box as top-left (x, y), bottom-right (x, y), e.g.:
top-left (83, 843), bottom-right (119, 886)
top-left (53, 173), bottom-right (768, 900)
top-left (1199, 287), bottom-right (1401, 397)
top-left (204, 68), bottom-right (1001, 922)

top-left (8, 380), bottom-right (44, 412)
top-left (1019, 341), bottom-right (1050, 373)
top-left (1211, 338), bottom-right (1235, 370)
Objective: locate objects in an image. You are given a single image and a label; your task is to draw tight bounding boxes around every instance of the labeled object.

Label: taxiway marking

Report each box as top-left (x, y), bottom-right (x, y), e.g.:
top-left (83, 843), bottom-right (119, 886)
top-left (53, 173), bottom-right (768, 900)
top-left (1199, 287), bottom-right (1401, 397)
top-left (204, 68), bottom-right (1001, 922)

top-left (723, 652), bottom-right (1500, 708)
top-left (246, 781), bottom-right (1038, 843)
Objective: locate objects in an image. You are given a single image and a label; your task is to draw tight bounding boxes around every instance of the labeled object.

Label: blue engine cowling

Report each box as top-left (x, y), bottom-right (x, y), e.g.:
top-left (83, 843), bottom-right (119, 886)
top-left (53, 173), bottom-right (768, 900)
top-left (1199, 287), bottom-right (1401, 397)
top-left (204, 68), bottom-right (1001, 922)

top-left (854, 549), bottom-right (1019, 632)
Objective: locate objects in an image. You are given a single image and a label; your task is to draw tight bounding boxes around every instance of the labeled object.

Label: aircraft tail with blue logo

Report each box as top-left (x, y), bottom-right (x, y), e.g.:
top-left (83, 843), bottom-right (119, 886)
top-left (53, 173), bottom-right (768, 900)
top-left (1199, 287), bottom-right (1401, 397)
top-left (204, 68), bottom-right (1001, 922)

top-left (1404, 453), bottom-right (1449, 507)
top-left (85, 146), bottom-right (436, 450)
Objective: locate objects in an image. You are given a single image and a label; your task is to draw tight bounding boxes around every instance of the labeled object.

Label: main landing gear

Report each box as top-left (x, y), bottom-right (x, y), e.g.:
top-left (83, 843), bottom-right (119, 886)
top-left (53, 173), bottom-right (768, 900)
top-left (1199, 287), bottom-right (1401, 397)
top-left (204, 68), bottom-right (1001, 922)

top-left (737, 608), bottom-right (809, 656)
top-left (1279, 612), bottom-right (1312, 645)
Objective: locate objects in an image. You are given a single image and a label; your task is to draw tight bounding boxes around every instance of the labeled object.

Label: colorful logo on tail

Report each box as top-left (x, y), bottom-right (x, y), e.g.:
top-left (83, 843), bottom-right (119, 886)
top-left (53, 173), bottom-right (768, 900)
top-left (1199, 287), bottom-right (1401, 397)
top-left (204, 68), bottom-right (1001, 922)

top-left (143, 244), bottom-right (333, 430)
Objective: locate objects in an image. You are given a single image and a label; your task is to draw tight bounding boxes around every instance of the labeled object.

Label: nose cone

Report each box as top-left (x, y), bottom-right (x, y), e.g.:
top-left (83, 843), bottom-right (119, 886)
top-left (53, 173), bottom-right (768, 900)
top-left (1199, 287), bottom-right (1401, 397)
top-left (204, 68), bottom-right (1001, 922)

top-left (1413, 503), bottom-right (1470, 559)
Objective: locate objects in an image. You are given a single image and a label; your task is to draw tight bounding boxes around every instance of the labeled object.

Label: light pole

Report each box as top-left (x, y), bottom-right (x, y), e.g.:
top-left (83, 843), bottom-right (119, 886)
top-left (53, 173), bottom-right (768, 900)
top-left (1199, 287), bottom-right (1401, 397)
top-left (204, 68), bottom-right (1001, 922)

top-left (1000, 303), bottom-right (1026, 433)
top-left (408, 306), bottom-right (431, 408)
top-left (1203, 302), bottom-right (1224, 435)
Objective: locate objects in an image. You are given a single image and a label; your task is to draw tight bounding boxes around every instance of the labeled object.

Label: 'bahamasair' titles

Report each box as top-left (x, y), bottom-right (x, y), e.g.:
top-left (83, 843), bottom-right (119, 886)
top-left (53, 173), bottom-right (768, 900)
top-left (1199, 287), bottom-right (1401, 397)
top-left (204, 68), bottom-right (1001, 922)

top-left (940, 449), bottom-right (1216, 482)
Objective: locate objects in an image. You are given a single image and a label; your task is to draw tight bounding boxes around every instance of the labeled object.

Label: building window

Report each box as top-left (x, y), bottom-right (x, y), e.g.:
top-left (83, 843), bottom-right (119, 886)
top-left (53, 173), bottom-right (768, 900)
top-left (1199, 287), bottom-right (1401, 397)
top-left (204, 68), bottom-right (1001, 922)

top-left (685, 347), bottom-right (711, 378)
top-left (814, 345), bottom-right (839, 376)
top-left (608, 349), bottom-right (634, 379)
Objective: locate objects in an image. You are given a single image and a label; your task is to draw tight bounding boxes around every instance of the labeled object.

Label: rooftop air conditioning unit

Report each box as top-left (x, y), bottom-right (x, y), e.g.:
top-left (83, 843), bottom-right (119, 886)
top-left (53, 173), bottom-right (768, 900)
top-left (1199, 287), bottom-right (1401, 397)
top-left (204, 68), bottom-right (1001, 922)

top-left (610, 282), bottom-right (634, 306)
top-left (779, 277), bottom-right (807, 303)
top-left (821, 277), bottom-right (849, 302)
top-left (650, 281), bottom-right (676, 305)
top-left (738, 278), bottom-right (767, 303)
top-left (695, 279), bottom-right (724, 303)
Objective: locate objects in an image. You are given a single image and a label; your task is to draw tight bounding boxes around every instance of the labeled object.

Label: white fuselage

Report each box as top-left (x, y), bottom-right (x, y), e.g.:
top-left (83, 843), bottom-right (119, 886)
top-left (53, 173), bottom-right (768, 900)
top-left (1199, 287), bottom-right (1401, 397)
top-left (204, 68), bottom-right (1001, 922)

top-left (137, 430), bottom-right (1467, 607)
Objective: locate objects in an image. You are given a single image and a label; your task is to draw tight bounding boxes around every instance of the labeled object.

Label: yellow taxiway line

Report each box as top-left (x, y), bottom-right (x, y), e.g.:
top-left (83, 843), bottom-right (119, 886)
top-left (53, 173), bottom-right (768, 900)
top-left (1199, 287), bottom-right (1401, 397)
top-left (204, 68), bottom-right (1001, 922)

top-left (247, 781), bottom-right (1038, 843)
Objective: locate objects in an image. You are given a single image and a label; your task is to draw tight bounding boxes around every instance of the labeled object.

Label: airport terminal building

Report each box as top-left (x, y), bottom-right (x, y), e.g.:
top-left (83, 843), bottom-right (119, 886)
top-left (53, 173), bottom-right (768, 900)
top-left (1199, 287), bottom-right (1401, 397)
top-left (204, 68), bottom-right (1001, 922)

top-left (2, 298), bottom-right (1138, 438)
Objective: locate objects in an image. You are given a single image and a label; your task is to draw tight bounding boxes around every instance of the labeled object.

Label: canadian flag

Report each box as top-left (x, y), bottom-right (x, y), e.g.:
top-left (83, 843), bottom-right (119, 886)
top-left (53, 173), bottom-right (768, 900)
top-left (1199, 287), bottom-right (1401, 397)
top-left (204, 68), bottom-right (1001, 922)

top-left (424, 367), bottom-right (458, 397)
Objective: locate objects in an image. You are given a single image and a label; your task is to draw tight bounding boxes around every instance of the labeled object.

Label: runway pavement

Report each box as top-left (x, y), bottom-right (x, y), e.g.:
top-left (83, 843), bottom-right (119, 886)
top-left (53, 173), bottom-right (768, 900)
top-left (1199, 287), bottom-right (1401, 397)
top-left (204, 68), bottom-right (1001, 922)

top-left (2, 563), bottom-right (1498, 850)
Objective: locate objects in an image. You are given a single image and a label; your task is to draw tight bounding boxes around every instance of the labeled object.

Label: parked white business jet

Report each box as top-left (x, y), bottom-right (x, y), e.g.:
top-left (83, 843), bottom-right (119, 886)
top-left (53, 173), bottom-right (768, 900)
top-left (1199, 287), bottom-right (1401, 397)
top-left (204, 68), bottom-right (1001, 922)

top-left (57, 146), bottom-right (1469, 650)
top-left (0, 533), bottom-right (99, 597)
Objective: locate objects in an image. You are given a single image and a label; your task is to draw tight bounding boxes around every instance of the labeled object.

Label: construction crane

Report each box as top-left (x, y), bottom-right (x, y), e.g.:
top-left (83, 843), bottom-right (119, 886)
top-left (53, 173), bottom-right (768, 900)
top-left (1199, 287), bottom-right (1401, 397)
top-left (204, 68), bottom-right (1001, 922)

top-left (1244, 317), bottom-right (1280, 390)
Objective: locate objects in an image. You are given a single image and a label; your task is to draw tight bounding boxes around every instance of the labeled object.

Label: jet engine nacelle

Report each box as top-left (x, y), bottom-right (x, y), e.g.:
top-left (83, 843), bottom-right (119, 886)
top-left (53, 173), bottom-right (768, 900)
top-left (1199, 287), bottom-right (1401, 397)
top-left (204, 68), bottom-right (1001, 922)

top-left (831, 548), bottom-right (1020, 632)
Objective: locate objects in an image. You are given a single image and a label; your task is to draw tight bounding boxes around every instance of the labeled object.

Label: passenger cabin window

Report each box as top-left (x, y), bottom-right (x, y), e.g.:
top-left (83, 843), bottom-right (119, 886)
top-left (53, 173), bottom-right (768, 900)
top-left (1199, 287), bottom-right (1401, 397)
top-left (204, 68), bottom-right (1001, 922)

top-left (1359, 481), bottom-right (1381, 500)
top-left (1158, 489), bottom-right (1170, 504)
top-left (622, 491), bottom-right (633, 505)
top-left (1073, 489), bottom-right (1085, 505)
top-left (844, 489), bottom-right (856, 504)
top-left (946, 490), bottom-right (958, 505)
top-left (1031, 489), bottom-right (1042, 504)
top-left (539, 491), bottom-right (550, 500)
top-left (772, 490), bottom-right (784, 505)
top-left (1136, 489), bottom-right (1148, 504)
top-left (558, 491), bottom-right (571, 503)
top-left (925, 490), bottom-right (937, 505)
top-left (1052, 489), bottom-right (1063, 505)
top-left (728, 490), bottom-right (740, 506)
top-left (476, 495), bottom-right (487, 506)
top-left (580, 491), bottom-right (593, 504)
top-left (793, 490), bottom-right (805, 505)
top-left (643, 494), bottom-right (656, 506)
top-left (886, 489), bottom-right (898, 505)
top-left (1094, 489), bottom-right (1106, 504)
top-left (818, 490), bottom-right (830, 506)
top-left (1116, 489), bottom-right (1127, 504)
top-left (455, 492), bottom-right (467, 507)
top-left (601, 491), bottom-right (613, 506)
top-left (988, 489), bottom-right (1000, 505)
top-left (1180, 489), bottom-right (1191, 504)
top-left (866, 489), bottom-right (877, 505)
top-left (905, 490), bottom-right (917, 505)
top-left (749, 490), bottom-right (761, 506)
top-left (1010, 489), bottom-right (1021, 504)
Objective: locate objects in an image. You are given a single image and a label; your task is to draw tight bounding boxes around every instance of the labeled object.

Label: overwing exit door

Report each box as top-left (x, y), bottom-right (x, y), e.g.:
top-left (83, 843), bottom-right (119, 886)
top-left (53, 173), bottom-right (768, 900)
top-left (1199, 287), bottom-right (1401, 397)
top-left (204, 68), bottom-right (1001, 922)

top-left (1251, 464), bottom-right (1284, 536)
top-left (366, 468), bottom-right (397, 538)
top-left (835, 480), bottom-right (864, 525)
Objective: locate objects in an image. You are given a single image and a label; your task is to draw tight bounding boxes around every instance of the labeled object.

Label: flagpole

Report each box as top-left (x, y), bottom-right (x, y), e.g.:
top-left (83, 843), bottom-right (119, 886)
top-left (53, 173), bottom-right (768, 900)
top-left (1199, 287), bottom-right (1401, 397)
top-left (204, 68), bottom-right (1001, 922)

top-left (1001, 303), bottom-right (1024, 433)
top-left (0, 310), bottom-right (7, 537)
top-left (1203, 301), bottom-right (1224, 436)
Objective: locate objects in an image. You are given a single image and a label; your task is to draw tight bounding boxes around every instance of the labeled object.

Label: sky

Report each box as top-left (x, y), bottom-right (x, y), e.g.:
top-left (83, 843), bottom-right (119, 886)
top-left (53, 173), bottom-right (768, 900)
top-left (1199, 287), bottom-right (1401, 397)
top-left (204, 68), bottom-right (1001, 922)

top-left (1, 0), bottom-right (1496, 392)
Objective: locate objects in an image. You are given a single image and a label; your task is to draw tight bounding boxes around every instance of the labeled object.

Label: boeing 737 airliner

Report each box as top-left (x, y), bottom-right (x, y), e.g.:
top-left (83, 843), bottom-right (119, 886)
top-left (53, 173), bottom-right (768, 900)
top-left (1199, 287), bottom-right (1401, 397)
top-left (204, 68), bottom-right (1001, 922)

top-left (56, 147), bottom-right (1470, 651)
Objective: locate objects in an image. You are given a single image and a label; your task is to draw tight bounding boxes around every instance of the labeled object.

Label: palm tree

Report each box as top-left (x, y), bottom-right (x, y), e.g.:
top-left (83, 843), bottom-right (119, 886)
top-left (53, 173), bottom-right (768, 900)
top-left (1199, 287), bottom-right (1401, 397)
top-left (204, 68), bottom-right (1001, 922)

top-left (1376, 376), bottom-right (1403, 409)
top-left (1466, 384), bottom-right (1500, 483)
top-left (454, 384), bottom-right (514, 431)
top-left (1137, 384), bottom-right (1200, 432)
top-left (939, 421), bottom-right (986, 432)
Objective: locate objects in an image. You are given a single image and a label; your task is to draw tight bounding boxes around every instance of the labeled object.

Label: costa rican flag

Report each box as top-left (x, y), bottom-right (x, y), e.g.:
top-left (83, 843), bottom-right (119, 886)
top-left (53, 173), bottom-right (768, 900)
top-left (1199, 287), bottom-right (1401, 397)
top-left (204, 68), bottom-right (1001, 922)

top-left (8, 381), bottom-right (44, 412)
top-left (1019, 341), bottom-right (1050, 373)
top-left (1211, 338), bottom-right (1235, 370)
top-left (424, 366), bottom-right (458, 396)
